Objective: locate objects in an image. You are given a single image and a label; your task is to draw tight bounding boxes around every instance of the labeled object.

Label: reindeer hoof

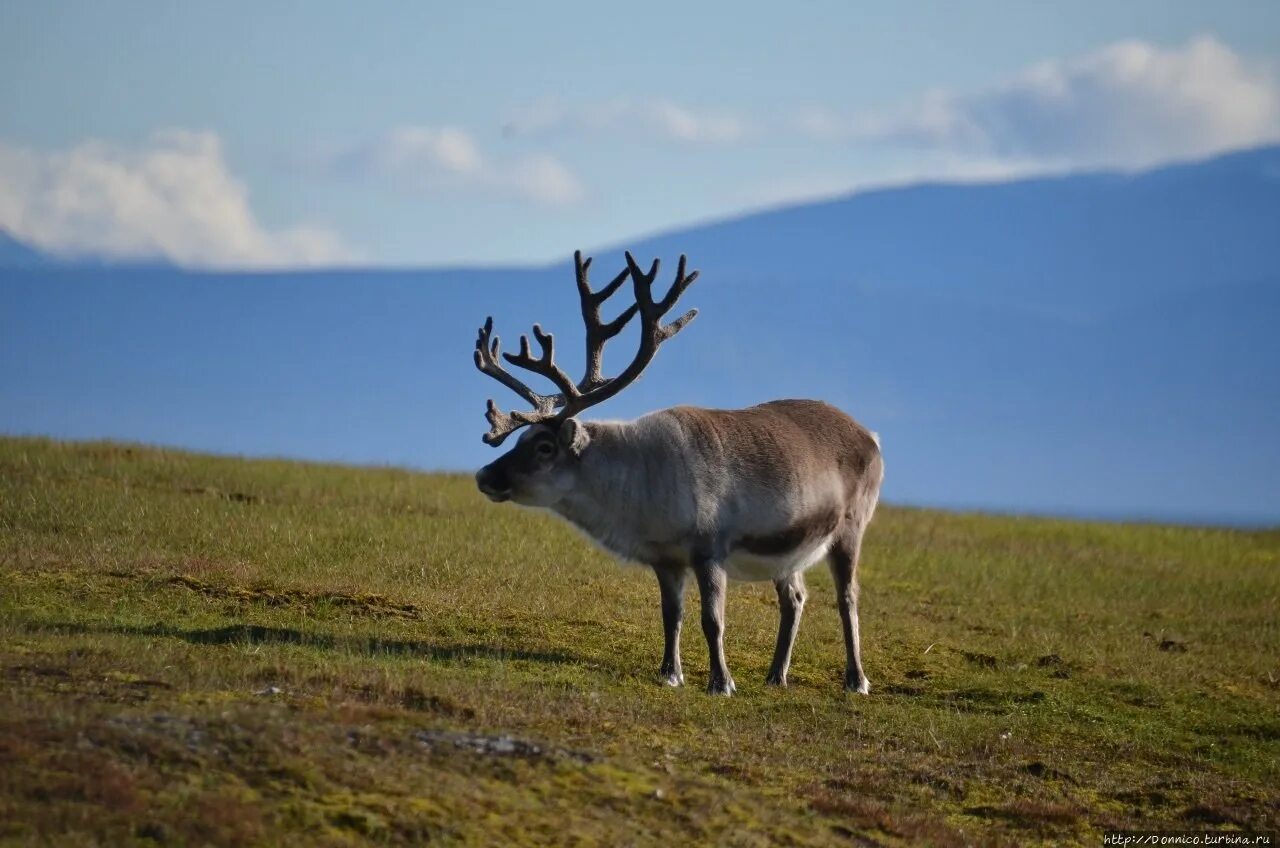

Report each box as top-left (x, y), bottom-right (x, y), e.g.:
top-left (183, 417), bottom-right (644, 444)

top-left (659, 671), bottom-right (684, 687)
top-left (764, 672), bottom-right (787, 687)
top-left (844, 677), bottom-right (871, 695)
top-left (707, 677), bottom-right (736, 696)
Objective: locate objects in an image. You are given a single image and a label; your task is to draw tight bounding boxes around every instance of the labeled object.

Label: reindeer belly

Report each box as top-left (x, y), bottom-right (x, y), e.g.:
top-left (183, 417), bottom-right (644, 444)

top-left (629, 535), bottom-right (834, 582)
top-left (620, 503), bottom-right (844, 581)
top-left (723, 534), bottom-right (835, 582)
top-left (722, 506), bottom-right (843, 582)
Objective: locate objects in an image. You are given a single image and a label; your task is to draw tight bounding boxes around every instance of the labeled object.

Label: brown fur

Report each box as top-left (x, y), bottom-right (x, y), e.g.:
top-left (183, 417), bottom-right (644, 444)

top-left (738, 509), bottom-right (843, 556)
top-left (670, 399), bottom-right (882, 537)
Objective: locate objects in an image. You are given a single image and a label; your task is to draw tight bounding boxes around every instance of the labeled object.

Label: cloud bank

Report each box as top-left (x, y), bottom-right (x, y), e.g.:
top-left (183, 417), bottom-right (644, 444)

top-left (317, 126), bottom-right (584, 206)
top-left (3, 37), bottom-right (1272, 269)
top-left (0, 130), bottom-right (353, 268)
top-left (803, 36), bottom-right (1280, 168)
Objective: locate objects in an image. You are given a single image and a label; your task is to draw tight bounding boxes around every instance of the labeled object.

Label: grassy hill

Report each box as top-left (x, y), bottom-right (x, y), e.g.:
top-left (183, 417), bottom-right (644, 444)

top-left (1, 436), bottom-right (1276, 845)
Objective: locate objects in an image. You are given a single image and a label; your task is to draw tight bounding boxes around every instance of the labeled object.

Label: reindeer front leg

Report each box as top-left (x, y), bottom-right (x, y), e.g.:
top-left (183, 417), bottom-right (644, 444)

top-left (693, 551), bottom-right (735, 696)
top-left (652, 563), bottom-right (687, 686)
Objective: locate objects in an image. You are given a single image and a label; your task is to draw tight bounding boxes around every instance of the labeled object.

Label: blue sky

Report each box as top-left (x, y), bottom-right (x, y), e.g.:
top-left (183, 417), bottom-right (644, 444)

top-left (2, 1), bottom-right (1279, 267)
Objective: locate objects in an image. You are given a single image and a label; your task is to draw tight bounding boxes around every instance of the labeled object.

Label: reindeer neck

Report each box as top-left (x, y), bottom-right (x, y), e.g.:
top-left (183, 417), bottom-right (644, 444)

top-left (551, 420), bottom-right (658, 555)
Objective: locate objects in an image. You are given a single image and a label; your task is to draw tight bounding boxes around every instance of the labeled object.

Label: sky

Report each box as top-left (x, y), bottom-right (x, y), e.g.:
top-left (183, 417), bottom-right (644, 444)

top-left (2, 1), bottom-right (1279, 268)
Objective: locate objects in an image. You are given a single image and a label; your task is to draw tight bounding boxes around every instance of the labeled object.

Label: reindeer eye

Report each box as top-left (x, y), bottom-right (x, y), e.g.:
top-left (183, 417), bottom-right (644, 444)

top-left (535, 441), bottom-right (556, 457)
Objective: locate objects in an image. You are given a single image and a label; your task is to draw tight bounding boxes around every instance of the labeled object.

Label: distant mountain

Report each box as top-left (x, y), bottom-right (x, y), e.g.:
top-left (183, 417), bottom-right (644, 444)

top-left (2, 146), bottom-right (1278, 525)
top-left (0, 231), bottom-right (52, 268)
top-left (596, 144), bottom-right (1280, 319)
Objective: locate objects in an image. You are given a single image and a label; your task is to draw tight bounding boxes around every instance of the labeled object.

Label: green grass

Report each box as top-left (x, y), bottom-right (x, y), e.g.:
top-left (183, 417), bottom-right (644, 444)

top-left (1, 436), bottom-right (1277, 846)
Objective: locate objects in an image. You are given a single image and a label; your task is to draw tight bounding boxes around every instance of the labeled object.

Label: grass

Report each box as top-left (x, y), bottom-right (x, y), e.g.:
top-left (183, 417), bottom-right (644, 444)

top-left (1, 435), bottom-right (1277, 846)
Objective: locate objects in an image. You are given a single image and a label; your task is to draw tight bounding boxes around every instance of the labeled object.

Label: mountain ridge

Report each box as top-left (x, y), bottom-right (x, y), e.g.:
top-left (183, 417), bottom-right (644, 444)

top-left (2, 145), bottom-right (1277, 523)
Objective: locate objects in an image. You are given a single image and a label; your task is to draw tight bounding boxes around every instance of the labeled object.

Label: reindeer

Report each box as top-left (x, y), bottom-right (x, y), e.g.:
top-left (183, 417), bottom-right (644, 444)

top-left (473, 251), bottom-right (883, 695)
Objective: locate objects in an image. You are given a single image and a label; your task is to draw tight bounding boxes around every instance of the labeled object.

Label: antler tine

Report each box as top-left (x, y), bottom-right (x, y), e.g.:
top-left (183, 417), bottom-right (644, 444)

top-left (474, 318), bottom-right (565, 445)
top-left (659, 255), bottom-right (699, 312)
top-left (501, 324), bottom-right (580, 402)
top-left (576, 250), bottom-right (640, 390)
top-left (481, 399), bottom-right (559, 446)
top-left (474, 318), bottom-right (552, 409)
top-left (481, 399), bottom-right (519, 446)
top-left (622, 251), bottom-right (698, 340)
top-left (657, 255), bottom-right (698, 340)
top-left (576, 249), bottom-right (630, 306)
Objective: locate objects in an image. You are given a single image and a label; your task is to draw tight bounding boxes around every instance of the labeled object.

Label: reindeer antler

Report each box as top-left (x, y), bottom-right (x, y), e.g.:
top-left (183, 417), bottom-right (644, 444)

top-left (474, 250), bottom-right (699, 446)
top-left (575, 251), bottom-right (639, 391)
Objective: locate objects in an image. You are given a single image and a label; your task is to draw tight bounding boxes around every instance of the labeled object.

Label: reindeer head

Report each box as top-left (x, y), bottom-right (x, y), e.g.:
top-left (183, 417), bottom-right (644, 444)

top-left (473, 250), bottom-right (699, 506)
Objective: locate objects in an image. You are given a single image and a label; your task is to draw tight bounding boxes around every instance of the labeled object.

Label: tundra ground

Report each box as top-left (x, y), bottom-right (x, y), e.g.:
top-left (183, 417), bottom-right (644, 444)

top-left (1, 437), bottom-right (1277, 845)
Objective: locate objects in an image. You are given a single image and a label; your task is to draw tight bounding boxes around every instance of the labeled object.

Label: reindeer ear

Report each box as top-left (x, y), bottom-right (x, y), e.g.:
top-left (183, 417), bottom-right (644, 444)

top-left (559, 418), bottom-right (591, 456)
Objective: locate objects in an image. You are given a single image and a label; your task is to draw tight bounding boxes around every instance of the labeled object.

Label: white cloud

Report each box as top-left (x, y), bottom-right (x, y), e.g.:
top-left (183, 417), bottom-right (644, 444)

top-left (0, 130), bottom-right (354, 269)
top-left (504, 98), bottom-right (746, 144)
top-left (318, 125), bottom-right (584, 206)
top-left (376, 127), bottom-right (483, 175)
top-left (804, 36), bottom-right (1280, 168)
top-left (506, 154), bottom-right (584, 206)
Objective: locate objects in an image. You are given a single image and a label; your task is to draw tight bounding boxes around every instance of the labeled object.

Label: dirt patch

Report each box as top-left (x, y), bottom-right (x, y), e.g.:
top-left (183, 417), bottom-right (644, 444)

top-left (936, 687), bottom-right (1045, 714)
top-left (169, 574), bottom-right (422, 619)
top-left (959, 650), bottom-right (998, 669)
top-left (805, 789), bottom-right (964, 847)
top-left (5, 662), bottom-right (172, 704)
top-left (179, 485), bottom-right (261, 504)
top-left (1142, 631), bottom-right (1189, 653)
top-left (1022, 761), bottom-right (1076, 784)
top-left (344, 684), bottom-right (477, 720)
top-left (1182, 804), bottom-right (1245, 826)
top-left (1113, 788), bottom-right (1173, 808)
top-left (1035, 653), bottom-right (1076, 679)
top-left (413, 729), bottom-right (597, 764)
top-left (965, 799), bottom-right (1083, 830)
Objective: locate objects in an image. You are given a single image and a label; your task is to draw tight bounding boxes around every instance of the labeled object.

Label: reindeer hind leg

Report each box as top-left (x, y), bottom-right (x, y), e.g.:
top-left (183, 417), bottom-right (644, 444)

top-left (765, 571), bottom-right (807, 686)
top-left (829, 525), bottom-right (870, 694)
